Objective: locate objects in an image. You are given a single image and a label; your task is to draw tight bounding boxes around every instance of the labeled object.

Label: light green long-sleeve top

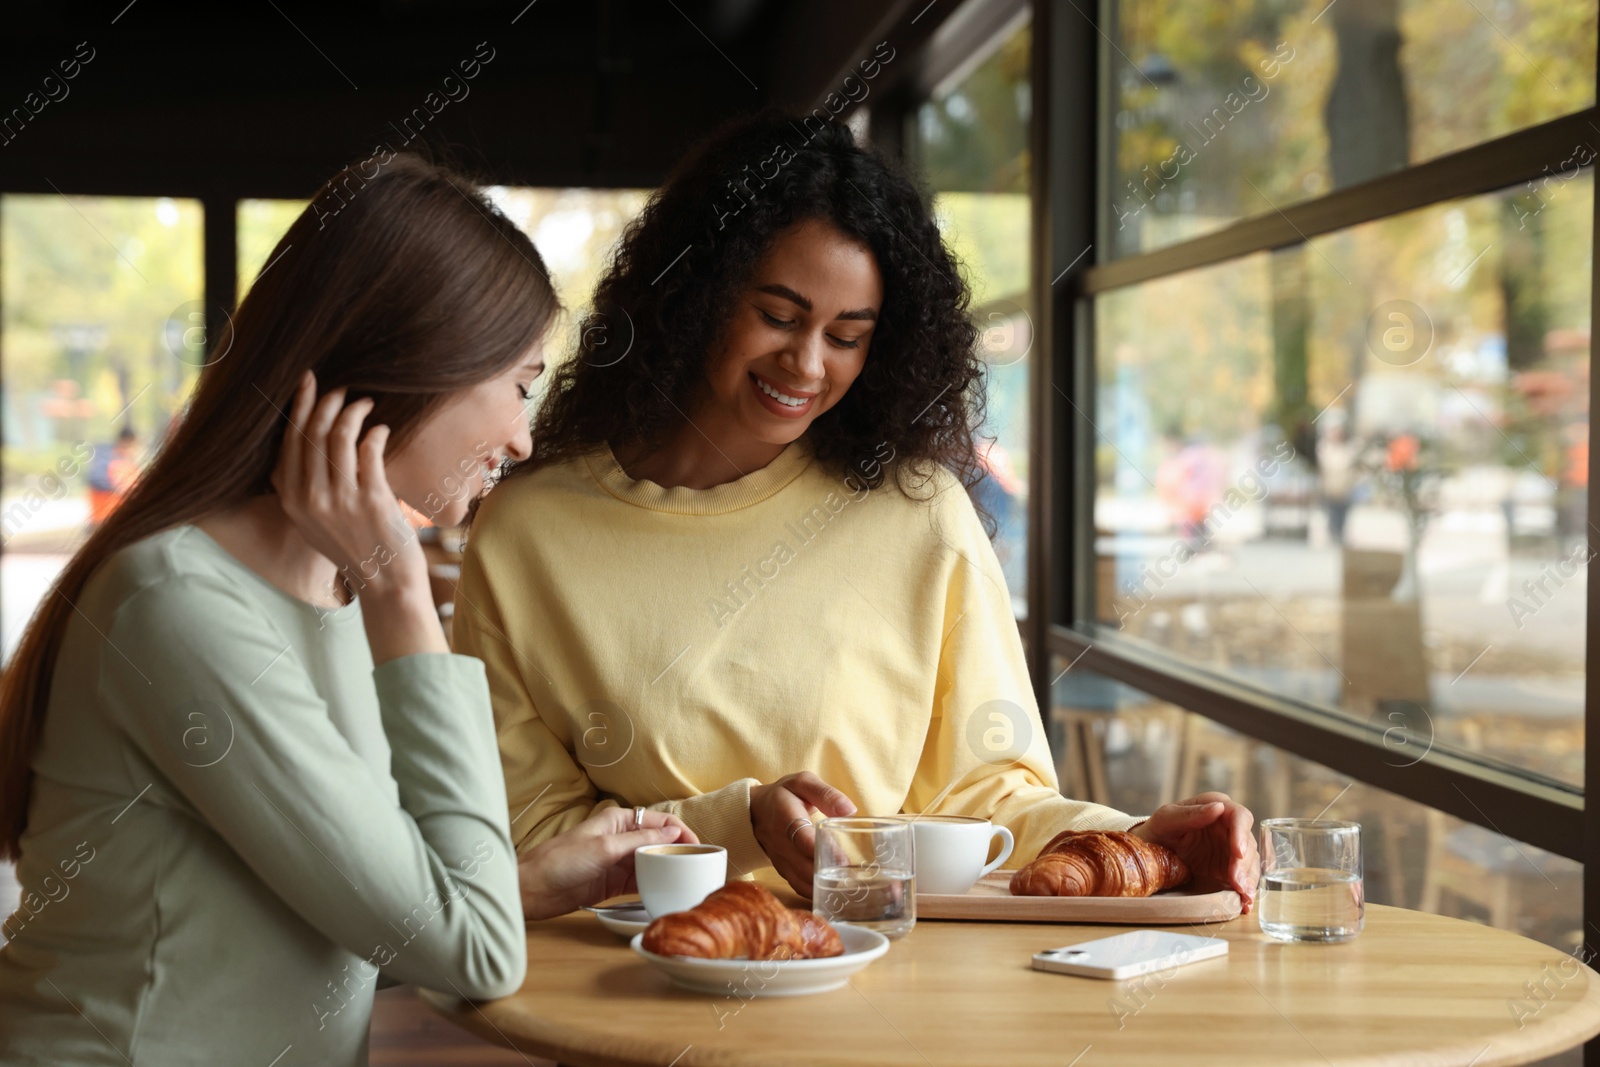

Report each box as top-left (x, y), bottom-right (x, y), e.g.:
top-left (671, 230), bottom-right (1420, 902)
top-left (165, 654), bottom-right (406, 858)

top-left (0, 524), bottom-right (526, 1066)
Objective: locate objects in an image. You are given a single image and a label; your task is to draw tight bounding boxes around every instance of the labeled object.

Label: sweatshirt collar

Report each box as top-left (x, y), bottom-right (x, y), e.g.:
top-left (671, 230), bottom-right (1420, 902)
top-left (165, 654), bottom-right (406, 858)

top-left (584, 440), bottom-right (814, 515)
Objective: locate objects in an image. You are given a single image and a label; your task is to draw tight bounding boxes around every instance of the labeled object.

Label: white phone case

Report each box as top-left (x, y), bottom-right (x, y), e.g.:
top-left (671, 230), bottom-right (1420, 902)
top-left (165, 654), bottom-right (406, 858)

top-left (1031, 930), bottom-right (1228, 980)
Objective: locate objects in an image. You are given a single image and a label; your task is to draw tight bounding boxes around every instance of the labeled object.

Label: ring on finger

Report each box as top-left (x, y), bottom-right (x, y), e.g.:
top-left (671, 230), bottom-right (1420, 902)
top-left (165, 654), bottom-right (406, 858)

top-left (785, 816), bottom-right (811, 843)
top-left (633, 806), bottom-right (645, 831)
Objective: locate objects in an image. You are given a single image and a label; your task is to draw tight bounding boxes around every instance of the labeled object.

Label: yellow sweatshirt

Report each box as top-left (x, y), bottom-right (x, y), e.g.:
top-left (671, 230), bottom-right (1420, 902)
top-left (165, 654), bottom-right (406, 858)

top-left (453, 441), bottom-right (1141, 877)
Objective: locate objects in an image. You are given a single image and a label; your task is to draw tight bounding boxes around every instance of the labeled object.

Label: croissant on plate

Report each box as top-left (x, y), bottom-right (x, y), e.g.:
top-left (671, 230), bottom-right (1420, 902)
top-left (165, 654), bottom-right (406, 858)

top-left (1010, 830), bottom-right (1190, 897)
top-left (640, 881), bottom-right (845, 960)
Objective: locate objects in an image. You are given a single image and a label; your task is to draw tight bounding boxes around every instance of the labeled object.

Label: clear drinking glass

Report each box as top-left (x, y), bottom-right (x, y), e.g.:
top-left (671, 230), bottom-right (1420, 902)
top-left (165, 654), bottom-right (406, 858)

top-left (1259, 818), bottom-right (1364, 943)
top-left (812, 817), bottom-right (916, 940)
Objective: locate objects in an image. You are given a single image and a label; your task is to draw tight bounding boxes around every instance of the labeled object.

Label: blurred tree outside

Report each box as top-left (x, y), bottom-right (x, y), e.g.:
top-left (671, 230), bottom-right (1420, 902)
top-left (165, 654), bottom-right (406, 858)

top-left (2, 195), bottom-right (203, 543)
top-left (1108, 0), bottom-right (1595, 254)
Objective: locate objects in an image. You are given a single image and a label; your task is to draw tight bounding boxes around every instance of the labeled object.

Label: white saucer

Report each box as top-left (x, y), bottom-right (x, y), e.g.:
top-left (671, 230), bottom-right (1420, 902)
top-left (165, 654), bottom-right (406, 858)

top-left (629, 924), bottom-right (890, 996)
top-left (586, 904), bottom-right (652, 938)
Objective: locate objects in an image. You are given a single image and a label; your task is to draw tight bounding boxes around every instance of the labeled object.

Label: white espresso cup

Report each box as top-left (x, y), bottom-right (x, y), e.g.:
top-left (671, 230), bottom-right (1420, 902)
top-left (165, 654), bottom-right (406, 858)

top-left (634, 843), bottom-right (727, 919)
top-left (905, 815), bottom-right (1015, 896)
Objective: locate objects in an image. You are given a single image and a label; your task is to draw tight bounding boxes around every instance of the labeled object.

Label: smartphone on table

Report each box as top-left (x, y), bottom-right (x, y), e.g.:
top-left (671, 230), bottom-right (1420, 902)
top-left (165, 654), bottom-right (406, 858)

top-left (1032, 930), bottom-right (1227, 980)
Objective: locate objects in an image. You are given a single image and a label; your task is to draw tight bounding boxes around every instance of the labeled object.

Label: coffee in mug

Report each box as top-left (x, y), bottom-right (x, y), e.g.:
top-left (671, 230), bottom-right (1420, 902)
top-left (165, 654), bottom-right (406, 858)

top-left (634, 843), bottom-right (728, 918)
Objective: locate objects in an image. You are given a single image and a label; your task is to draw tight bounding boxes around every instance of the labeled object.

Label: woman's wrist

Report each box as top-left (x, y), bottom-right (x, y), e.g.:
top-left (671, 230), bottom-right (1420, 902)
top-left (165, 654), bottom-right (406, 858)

top-left (361, 586), bottom-right (448, 664)
top-left (360, 580), bottom-right (434, 613)
top-left (518, 852), bottom-right (553, 920)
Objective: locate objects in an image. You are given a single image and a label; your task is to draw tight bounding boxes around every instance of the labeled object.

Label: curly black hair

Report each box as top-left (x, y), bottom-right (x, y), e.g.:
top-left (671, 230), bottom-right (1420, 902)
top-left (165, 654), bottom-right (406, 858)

top-left (489, 107), bottom-right (991, 529)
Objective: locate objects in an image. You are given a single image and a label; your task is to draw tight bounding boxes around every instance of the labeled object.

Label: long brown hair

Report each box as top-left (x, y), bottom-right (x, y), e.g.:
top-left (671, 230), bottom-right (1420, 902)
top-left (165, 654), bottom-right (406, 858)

top-left (0, 152), bottom-right (560, 859)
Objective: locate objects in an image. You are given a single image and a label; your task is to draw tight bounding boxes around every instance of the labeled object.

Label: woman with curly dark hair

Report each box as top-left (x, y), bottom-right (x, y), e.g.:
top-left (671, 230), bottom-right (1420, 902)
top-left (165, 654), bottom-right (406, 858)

top-left (456, 110), bottom-right (1259, 905)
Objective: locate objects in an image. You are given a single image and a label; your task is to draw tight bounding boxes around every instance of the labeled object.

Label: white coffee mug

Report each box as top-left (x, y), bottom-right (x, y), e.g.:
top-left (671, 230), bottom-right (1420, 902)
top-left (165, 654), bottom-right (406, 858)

top-left (634, 843), bottom-right (727, 919)
top-left (906, 816), bottom-right (1015, 896)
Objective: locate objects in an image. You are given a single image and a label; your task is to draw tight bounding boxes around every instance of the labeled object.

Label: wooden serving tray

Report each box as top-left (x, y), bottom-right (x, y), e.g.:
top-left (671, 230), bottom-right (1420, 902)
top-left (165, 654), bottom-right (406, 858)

top-left (916, 872), bottom-right (1241, 924)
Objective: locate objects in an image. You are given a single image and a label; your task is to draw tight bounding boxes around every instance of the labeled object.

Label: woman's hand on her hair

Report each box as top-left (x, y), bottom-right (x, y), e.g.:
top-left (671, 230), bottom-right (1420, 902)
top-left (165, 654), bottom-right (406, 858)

top-left (518, 806), bottom-right (696, 920)
top-left (271, 370), bottom-right (433, 622)
top-left (750, 772), bottom-right (858, 899)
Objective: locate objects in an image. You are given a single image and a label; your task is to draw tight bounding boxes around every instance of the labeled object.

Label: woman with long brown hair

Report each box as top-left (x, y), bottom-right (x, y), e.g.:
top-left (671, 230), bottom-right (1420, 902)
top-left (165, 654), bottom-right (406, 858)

top-left (0, 154), bottom-right (691, 1066)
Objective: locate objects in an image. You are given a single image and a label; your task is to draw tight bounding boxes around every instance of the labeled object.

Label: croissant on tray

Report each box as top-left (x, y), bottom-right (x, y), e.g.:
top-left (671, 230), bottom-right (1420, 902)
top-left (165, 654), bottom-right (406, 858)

top-left (641, 881), bottom-right (845, 960)
top-left (1010, 830), bottom-right (1190, 897)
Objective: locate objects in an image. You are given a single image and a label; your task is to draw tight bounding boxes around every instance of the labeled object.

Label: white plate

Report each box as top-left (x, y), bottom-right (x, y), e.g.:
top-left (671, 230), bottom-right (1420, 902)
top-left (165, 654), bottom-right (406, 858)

top-left (586, 904), bottom-right (652, 938)
top-left (629, 924), bottom-right (890, 996)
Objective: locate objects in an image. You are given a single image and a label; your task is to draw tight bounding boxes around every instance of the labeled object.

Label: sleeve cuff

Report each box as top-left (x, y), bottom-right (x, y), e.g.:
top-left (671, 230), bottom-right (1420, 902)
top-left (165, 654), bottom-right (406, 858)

top-left (372, 652), bottom-right (490, 718)
top-left (670, 778), bottom-right (768, 879)
top-left (1081, 809), bottom-right (1148, 833)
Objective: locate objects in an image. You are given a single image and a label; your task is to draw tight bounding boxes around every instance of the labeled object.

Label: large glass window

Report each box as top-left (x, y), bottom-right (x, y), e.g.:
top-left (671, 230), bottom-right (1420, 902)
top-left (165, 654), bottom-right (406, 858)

top-left (1041, 0), bottom-right (1597, 965)
top-left (238, 198), bottom-right (308, 297)
top-left (1, 194), bottom-right (203, 662)
top-left (909, 14), bottom-right (1033, 615)
top-left (1092, 173), bottom-right (1591, 788)
top-left (482, 187), bottom-right (651, 324)
top-left (1108, 0), bottom-right (1597, 257)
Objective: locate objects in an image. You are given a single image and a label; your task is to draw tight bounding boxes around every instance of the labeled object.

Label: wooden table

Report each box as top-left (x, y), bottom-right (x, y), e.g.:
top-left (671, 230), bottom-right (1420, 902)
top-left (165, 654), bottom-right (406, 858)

top-left (423, 880), bottom-right (1600, 1067)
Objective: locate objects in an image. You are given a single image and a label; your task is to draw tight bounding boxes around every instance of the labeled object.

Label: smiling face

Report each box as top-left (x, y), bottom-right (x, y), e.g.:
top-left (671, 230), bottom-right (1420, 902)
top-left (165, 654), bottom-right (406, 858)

top-left (385, 344), bottom-right (544, 526)
top-left (696, 218), bottom-right (883, 454)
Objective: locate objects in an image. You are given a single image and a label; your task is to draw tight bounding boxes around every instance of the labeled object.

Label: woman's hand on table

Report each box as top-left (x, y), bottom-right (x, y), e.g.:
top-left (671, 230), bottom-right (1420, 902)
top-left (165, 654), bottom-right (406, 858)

top-left (518, 806), bottom-right (696, 921)
top-left (750, 772), bottom-right (858, 899)
top-left (1130, 791), bottom-right (1260, 912)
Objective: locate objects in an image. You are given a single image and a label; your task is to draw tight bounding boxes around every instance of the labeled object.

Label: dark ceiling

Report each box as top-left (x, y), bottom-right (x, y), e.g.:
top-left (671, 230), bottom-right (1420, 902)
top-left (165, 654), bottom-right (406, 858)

top-left (0, 0), bottom-right (955, 198)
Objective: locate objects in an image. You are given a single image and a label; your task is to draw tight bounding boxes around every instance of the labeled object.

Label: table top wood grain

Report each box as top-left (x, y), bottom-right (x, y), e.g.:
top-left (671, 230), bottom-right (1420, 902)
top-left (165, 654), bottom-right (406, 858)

top-left (422, 879), bottom-right (1600, 1067)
